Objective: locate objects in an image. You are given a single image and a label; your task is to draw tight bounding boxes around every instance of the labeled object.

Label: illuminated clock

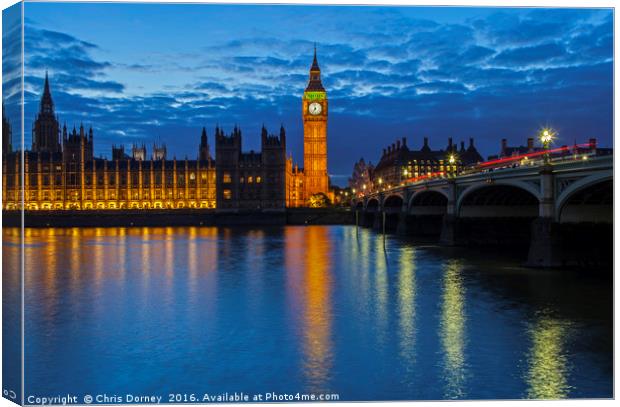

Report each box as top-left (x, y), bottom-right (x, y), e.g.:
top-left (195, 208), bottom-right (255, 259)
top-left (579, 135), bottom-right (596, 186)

top-left (308, 102), bottom-right (322, 115)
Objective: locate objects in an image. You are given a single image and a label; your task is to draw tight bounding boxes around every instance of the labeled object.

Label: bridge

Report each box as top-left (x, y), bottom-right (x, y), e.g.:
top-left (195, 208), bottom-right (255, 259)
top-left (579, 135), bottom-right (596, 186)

top-left (352, 155), bottom-right (612, 268)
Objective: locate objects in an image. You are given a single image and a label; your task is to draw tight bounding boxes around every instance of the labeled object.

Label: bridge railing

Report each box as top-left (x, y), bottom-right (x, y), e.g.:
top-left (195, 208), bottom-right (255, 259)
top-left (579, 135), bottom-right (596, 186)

top-left (351, 149), bottom-right (611, 202)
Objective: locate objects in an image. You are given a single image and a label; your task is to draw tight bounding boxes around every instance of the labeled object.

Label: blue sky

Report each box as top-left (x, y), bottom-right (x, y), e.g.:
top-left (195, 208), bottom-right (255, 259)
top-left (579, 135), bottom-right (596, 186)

top-left (2, 3), bottom-right (613, 185)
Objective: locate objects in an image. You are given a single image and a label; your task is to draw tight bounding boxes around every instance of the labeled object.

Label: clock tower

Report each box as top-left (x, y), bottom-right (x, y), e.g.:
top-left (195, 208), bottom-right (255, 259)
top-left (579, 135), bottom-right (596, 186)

top-left (302, 46), bottom-right (329, 200)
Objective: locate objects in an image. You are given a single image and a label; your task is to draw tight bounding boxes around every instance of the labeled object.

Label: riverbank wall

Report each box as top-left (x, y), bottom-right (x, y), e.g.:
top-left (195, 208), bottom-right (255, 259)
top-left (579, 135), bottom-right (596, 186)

top-left (2, 208), bottom-right (355, 228)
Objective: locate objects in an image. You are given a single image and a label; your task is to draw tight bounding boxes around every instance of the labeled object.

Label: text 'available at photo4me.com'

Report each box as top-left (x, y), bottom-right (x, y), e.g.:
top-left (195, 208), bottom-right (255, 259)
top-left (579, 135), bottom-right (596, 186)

top-left (25, 392), bottom-right (342, 405)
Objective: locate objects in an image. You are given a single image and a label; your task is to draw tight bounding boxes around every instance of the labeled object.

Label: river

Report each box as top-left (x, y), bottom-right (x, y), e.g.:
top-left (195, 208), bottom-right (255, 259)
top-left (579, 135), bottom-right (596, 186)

top-left (2, 226), bottom-right (612, 402)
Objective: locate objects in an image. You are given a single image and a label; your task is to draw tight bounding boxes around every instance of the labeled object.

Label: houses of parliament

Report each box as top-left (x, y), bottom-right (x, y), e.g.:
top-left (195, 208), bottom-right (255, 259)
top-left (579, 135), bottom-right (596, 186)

top-left (1, 51), bottom-right (330, 211)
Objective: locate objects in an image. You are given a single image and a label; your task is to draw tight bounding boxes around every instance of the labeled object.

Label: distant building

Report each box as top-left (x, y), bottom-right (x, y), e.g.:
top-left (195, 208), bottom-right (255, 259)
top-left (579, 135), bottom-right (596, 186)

top-left (215, 125), bottom-right (286, 210)
top-left (489, 137), bottom-right (612, 161)
top-left (348, 158), bottom-right (374, 193)
top-left (370, 136), bottom-right (483, 189)
top-left (496, 137), bottom-right (541, 158)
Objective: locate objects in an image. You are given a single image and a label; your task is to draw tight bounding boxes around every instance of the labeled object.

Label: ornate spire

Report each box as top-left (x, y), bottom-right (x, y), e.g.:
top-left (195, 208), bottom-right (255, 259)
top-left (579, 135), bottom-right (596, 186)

top-left (39, 70), bottom-right (55, 115)
top-left (306, 44), bottom-right (324, 92)
top-left (311, 43), bottom-right (320, 71)
top-left (44, 70), bottom-right (50, 94)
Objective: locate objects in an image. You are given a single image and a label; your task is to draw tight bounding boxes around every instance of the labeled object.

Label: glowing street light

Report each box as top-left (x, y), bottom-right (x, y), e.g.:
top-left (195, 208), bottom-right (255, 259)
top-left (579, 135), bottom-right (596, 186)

top-left (540, 129), bottom-right (552, 144)
top-left (539, 127), bottom-right (557, 163)
top-left (448, 154), bottom-right (456, 164)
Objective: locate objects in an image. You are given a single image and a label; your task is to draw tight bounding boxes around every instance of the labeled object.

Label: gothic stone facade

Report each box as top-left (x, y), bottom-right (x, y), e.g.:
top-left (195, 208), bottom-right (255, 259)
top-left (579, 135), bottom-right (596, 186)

top-left (215, 125), bottom-right (287, 210)
top-left (2, 51), bottom-right (329, 211)
top-left (2, 76), bottom-right (217, 210)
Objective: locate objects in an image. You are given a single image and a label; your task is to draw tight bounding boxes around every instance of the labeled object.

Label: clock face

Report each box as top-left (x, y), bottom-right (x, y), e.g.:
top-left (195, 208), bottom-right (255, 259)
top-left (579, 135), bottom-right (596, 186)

top-left (308, 102), bottom-right (322, 115)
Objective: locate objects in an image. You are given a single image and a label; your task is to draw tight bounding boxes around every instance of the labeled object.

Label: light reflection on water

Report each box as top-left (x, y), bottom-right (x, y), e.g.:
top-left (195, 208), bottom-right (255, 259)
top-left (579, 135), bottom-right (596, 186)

top-left (3, 226), bottom-right (611, 401)
top-left (440, 259), bottom-right (467, 399)
top-left (525, 313), bottom-right (572, 399)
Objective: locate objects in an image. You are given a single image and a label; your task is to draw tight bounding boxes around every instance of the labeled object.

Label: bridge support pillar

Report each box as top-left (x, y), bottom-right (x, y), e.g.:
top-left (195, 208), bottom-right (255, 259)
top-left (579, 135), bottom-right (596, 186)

top-left (539, 165), bottom-right (555, 218)
top-left (446, 180), bottom-right (457, 216)
top-left (359, 210), bottom-right (371, 228)
top-left (396, 212), bottom-right (410, 235)
top-left (526, 166), bottom-right (562, 267)
top-left (526, 217), bottom-right (562, 268)
top-left (440, 182), bottom-right (458, 245)
top-left (372, 211), bottom-right (383, 231)
top-left (439, 214), bottom-right (457, 246)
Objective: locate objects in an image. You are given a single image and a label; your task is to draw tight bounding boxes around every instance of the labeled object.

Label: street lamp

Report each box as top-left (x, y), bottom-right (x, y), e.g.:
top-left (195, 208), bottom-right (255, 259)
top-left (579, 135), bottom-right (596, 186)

top-left (446, 153), bottom-right (457, 177)
top-left (539, 128), bottom-right (556, 163)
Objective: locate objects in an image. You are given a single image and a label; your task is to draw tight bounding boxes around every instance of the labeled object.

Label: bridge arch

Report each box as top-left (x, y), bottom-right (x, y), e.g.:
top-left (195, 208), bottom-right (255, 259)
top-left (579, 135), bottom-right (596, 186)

top-left (384, 194), bottom-right (404, 210)
top-left (383, 195), bottom-right (404, 232)
top-left (555, 173), bottom-right (612, 221)
top-left (457, 183), bottom-right (539, 218)
top-left (366, 198), bottom-right (380, 211)
top-left (556, 175), bottom-right (612, 223)
top-left (408, 190), bottom-right (448, 215)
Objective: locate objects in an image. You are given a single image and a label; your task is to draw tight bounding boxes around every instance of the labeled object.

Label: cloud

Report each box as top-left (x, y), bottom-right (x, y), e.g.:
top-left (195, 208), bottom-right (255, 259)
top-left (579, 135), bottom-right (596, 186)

top-left (493, 42), bottom-right (566, 65)
top-left (15, 6), bottom-right (613, 185)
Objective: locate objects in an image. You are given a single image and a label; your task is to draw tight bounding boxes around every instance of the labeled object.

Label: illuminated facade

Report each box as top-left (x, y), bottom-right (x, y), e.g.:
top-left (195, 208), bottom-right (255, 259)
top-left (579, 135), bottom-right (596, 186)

top-left (2, 152), bottom-right (217, 211)
top-left (367, 137), bottom-right (483, 191)
top-left (2, 76), bottom-right (216, 210)
top-left (2, 50), bottom-right (333, 211)
top-left (301, 47), bottom-right (329, 201)
top-left (285, 156), bottom-right (305, 208)
top-left (282, 47), bottom-right (332, 207)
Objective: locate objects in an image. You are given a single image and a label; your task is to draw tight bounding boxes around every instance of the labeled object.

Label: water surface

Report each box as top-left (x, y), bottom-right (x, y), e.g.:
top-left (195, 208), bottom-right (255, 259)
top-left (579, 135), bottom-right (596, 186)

top-left (3, 226), bottom-right (612, 401)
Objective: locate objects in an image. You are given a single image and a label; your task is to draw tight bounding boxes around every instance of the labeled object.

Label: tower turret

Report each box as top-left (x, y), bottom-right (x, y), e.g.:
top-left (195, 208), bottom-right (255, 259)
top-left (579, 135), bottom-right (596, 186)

top-left (199, 127), bottom-right (210, 161)
top-left (32, 72), bottom-right (61, 153)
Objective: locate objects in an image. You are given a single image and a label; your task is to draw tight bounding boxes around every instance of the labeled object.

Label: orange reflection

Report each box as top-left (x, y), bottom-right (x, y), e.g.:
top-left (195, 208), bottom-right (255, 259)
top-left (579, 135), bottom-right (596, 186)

top-left (288, 226), bottom-right (333, 391)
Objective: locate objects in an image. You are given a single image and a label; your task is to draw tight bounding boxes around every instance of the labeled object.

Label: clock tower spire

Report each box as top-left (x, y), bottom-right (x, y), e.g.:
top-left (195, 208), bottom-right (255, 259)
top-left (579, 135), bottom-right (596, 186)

top-left (302, 45), bottom-right (329, 202)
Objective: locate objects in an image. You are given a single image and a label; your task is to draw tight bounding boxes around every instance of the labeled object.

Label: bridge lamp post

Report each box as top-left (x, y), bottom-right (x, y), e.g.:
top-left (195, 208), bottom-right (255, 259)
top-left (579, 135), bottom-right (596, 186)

top-left (539, 128), bottom-right (555, 164)
top-left (448, 154), bottom-right (457, 177)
